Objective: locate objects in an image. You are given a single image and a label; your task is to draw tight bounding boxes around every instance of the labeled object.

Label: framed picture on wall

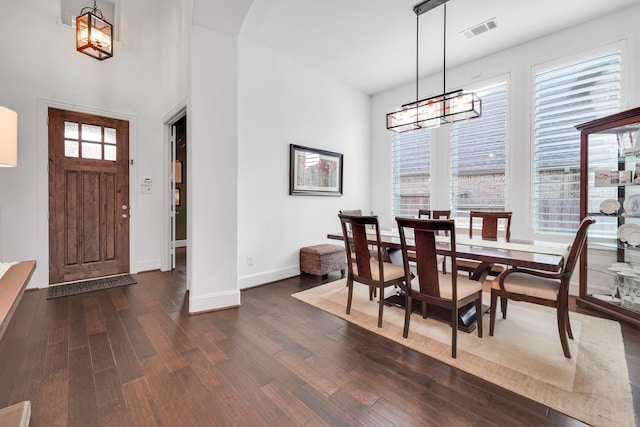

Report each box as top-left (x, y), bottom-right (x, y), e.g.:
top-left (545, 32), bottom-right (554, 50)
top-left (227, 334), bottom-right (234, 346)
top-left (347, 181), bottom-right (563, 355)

top-left (289, 144), bottom-right (343, 196)
top-left (175, 160), bottom-right (183, 184)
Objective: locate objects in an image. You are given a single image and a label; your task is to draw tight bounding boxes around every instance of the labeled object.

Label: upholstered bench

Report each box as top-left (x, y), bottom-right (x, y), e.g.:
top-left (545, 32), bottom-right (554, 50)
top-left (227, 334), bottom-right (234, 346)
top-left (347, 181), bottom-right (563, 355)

top-left (299, 244), bottom-right (347, 278)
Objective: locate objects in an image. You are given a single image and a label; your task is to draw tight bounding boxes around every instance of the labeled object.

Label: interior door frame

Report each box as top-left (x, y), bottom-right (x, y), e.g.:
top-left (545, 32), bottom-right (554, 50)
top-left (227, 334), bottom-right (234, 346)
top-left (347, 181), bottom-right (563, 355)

top-left (36, 99), bottom-right (138, 287)
top-left (161, 100), bottom-right (187, 275)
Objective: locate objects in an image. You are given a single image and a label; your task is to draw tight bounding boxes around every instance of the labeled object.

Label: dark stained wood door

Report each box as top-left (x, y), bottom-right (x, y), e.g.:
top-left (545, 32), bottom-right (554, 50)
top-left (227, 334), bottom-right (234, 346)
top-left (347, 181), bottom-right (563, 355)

top-left (48, 108), bottom-right (130, 284)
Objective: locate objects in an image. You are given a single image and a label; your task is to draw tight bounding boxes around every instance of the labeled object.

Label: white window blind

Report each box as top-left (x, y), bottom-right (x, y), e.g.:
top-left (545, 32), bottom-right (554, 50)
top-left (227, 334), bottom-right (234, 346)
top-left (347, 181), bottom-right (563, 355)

top-left (450, 82), bottom-right (508, 221)
top-left (534, 51), bottom-right (621, 235)
top-left (391, 127), bottom-right (431, 218)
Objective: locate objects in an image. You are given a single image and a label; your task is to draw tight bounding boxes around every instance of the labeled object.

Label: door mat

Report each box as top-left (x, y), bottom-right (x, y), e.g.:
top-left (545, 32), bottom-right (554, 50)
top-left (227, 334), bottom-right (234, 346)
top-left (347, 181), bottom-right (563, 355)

top-left (47, 274), bottom-right (137, 299)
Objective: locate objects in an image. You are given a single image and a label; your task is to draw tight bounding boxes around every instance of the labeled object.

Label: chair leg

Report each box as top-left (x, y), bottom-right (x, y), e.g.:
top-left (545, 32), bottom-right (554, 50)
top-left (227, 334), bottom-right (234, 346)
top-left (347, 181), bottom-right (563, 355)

top-left (557, 306), bottom-right (572, 359)
top-left (500, 295), bottom-right (508, 319)
top-left (442, 259), bottom-right (447, 274)
top-left (475, 293), bottom-right (483, 338)
top-left (377, 287), bottom-right (384, 328)
top-left (451, 305), bottom-right (458, 358)
top-left (489, 289), bottom-right (497, 336)
top-left (346, 277), bottom-right (354, 315)
top-left (421, 301), bottom-right (427, 319)
top-left (566, 310), bottom-right (574, 340)
top-left (403, 294), bottom-right (411, 338)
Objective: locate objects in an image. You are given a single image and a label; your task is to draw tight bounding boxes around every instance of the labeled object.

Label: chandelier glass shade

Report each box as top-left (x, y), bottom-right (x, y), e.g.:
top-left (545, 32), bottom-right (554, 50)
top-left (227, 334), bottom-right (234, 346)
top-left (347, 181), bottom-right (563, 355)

top-left (387, 0), bottom-right (481, 133)
top-left (387, 89), bottom-right (481, 132)
top-left (76, 1), bottom-right (113, 60)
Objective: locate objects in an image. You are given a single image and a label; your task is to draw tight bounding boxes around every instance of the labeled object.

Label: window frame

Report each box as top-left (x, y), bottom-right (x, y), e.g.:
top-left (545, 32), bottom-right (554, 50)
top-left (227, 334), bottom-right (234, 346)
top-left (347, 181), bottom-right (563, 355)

top-left (450, 80), bottom-right (509, 228)
top-left (531, 41), bottom-right (626, 238)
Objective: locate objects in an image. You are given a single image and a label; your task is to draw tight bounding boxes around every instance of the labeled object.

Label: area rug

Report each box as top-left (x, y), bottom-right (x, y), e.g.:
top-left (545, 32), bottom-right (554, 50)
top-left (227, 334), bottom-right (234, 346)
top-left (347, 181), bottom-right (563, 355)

top-left (47, 274), bottom-right (137, 299)
top-left (292, 279), bottom-right (635, 427)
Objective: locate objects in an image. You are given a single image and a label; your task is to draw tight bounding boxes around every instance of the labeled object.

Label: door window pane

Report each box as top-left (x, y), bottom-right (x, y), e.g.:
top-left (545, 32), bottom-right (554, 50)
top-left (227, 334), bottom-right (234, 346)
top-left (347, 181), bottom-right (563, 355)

top-left (64, 121), bottom-right (79, 139)
top-left (82, 142), bottom-right (102, 159)
top-left (104, 144), bottom-right (116, 161)
top-left (104, 127), bottom-right (116, 144)
top-left (65, 140), bottom-right (79, 157)
top-left (81, 124), bottom-right (102, 142)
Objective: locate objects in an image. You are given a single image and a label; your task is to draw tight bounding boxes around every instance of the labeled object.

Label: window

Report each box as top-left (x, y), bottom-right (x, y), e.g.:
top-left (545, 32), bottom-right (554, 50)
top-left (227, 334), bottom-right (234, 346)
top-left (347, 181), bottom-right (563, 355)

top-left (534, 51), bottom-right (621, 235)
top-left (64, 121), bottom-right (117, 161)
top-left (391, 127), bottom-right (431, 218)
top-left (450, 82), bottom-right (508, 222)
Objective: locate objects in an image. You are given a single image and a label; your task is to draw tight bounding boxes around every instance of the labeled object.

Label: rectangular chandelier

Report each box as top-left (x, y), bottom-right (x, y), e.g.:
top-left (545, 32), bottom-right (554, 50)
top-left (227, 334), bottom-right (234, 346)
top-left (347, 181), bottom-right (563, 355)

top-left (76, 10), bottom-right (113, 60)
top-left (386, 89), bottom-right (481, 133)
top-left (386, 0), bottom-right (482, 133)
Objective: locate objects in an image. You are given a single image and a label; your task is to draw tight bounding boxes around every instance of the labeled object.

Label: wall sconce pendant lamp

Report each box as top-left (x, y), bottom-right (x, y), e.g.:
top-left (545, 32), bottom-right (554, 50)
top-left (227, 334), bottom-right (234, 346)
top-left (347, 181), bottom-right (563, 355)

top-left (386, 0), bottom-right (481, 133)
top-left (0, 107), bottom-right (17, 168)
top-left (76, 0), bottom-right (113, 60)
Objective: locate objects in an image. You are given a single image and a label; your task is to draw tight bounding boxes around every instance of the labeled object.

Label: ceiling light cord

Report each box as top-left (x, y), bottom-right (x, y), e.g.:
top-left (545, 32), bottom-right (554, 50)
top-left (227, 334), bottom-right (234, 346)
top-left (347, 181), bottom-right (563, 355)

top-left (443, 2), bottom-right (447, 94)
top-left (416, 13), bottom-right (419, 123)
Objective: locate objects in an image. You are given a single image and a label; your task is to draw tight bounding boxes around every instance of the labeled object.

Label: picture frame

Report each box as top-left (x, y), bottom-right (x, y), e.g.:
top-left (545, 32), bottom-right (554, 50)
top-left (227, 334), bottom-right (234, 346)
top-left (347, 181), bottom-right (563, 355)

top-left (289, 144), bottom-right (343, 196)
top-left (175, 160), bottom-right (183, 184)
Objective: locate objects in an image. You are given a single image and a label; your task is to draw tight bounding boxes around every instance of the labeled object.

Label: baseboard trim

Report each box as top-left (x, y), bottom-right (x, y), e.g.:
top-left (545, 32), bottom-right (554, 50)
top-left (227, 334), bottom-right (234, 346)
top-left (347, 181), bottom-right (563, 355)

top-left (189, 289), bottom-right (241, 314)
top-left (239, 265), bottom-right (300, 290)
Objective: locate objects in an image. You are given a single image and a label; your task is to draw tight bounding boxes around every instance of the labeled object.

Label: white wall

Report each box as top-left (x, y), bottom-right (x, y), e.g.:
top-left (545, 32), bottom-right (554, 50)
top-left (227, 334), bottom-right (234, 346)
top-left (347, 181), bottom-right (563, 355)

top-left (371, 4), bottom-right (640, 244)
top-left (0, 0), bottom-right (184, 288)
top-left (237, 38), bottom-right (371, 288)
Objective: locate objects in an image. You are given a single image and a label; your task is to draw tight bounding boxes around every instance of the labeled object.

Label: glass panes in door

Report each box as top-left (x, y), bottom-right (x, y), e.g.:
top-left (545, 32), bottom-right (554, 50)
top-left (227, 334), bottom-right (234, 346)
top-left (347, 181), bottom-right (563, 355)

top-left (64, 121), bottom-right (117, 161)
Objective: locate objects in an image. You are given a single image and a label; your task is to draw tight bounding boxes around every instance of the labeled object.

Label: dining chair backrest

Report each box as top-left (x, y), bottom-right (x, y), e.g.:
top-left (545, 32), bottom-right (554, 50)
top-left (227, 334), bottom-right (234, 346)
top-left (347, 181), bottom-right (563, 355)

top-left (339, 209), bottom-right (362, 216)
top-left (469, 211), bottom-right (512, 241)
top-left (397, 218), bottom-right (457, 299)
top-left (561, 217), bottom-right (595, 277)
top-left (431, 210), bottom-right (451, 220)
top-left (338, 214), bottom-right (383, 281)
top-left (417, 210), bottom-right (450, 220)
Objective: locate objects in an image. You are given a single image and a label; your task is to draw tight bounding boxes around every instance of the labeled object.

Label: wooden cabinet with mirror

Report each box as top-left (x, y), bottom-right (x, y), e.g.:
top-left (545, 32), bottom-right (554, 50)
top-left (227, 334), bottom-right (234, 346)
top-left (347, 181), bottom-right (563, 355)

top-left (578, 106), bottom-right (640, 327)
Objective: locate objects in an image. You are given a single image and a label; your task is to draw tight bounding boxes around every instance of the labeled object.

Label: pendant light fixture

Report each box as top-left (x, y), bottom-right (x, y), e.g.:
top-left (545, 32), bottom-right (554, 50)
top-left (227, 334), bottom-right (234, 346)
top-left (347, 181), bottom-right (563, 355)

top-left (76, 0), bottom-right (113, 60)
top-left (386, 0), bottom-right (481, 133)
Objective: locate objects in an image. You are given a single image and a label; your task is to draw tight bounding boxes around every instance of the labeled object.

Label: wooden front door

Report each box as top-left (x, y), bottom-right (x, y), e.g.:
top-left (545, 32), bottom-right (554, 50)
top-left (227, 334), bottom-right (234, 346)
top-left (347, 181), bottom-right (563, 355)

top-left (48, 108), bottom-right (130, 284)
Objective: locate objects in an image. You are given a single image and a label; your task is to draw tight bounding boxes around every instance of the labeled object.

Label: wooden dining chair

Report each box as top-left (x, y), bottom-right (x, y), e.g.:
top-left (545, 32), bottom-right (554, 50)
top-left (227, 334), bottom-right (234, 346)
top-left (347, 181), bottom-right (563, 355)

top-left (396, 217), bottom-right (483, 358)
top-left (416, 210), bottom-right (451, 272)
top-left (489, 217), bottom-right (595, 358)
top-left (457, 211), bottom-right (512, 278)
top-left (339, 214), bottom-right (405, 327)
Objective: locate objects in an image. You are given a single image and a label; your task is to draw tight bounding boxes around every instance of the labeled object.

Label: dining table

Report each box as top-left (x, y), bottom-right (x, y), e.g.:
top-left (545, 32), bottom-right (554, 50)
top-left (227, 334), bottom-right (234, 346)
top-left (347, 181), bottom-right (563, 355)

top-left (327, 228), bottom-right (569, 332)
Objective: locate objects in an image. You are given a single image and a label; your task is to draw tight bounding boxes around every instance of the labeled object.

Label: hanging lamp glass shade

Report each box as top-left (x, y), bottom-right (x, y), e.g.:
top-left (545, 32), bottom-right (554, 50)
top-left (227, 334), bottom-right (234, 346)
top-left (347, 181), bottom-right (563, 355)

top-left (387, 89), bottom-right (481, 133)
top-left (76, 10), bottom-right (113, 60)
top-left (0, 106), bottom-right (17, 167)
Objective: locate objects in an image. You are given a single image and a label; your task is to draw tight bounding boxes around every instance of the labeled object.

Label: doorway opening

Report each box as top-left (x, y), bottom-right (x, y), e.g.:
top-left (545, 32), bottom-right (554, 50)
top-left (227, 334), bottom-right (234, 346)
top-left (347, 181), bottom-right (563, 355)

top-left (174, 116), bottom-right (187, 253)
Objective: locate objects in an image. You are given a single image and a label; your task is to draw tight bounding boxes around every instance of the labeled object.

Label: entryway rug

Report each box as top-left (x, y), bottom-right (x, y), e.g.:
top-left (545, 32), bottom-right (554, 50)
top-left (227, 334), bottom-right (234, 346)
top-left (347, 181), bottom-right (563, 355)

top-left (47, 274), bottom-right (137, 299)
top-left (292, 279), bottom-right (635, 427)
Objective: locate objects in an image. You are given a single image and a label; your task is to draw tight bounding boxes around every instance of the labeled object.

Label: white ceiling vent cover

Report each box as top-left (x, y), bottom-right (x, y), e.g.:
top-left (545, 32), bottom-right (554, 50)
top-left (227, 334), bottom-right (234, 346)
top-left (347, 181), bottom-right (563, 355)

top-left (461, 18), bottom-right (498, 39)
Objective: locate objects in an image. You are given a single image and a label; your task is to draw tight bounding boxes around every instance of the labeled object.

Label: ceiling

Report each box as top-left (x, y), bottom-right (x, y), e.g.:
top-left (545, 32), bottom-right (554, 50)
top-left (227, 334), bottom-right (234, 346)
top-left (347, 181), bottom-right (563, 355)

top-left (238, 0), bottom-right (638, 95)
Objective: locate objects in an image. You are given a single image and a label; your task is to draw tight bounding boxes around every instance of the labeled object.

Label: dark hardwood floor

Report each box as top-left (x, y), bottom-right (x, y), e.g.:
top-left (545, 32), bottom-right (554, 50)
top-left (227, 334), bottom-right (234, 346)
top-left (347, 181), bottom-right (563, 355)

top-left (0, 248), bottom-right (638, 426)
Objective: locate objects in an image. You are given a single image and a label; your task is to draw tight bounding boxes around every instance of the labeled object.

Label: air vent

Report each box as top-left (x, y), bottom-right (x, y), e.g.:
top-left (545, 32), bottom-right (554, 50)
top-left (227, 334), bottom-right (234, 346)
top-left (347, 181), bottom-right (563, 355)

top-left (461, 18), bottom-right (497, 39)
